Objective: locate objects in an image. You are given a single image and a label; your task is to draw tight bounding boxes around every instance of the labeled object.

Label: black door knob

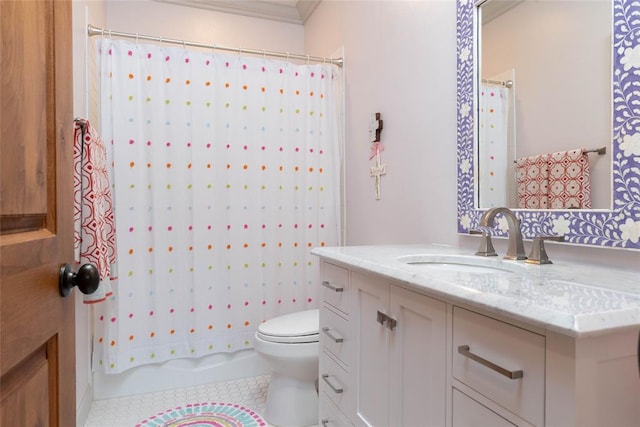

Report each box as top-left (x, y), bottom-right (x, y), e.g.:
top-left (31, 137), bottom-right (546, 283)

top-left (59, 263), bottom-right (100, 297)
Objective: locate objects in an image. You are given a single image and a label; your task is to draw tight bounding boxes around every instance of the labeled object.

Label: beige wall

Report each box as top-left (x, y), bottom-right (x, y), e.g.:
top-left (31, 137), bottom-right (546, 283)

top-left (305, 0), bottom-right (459, 245)
top-left (104, 0), bottom-right (305, 53)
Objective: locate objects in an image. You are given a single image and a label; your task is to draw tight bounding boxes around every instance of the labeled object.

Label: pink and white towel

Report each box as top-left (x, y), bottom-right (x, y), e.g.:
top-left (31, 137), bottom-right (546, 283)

top-left (516, 154), bottom-right (550, 209)
top-left (546, 149), bottom-right (591, 209)
top-left (73, 118), bottom-right (117, 303)
top-left (516, 148), bottom-right (591, 209)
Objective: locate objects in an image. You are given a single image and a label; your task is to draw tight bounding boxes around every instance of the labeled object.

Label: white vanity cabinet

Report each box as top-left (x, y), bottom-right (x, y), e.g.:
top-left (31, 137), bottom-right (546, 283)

top-left (350, 269), bottom-right (447, 427)
top-left (315, 248), bottom-right (640, 427)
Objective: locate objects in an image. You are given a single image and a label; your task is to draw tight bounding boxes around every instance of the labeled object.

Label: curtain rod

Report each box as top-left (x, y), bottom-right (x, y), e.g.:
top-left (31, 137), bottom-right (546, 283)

top-left (87, 25), bottom-right (343, 67)
top-left (482, 78), bottom-right (513, 88)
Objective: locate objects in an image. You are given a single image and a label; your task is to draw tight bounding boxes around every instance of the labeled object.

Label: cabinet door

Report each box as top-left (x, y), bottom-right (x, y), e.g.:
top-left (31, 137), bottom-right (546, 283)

top-left (389, 286), bottom-right (447, 427)
top-left (351, 271), bottom-right (389, 427)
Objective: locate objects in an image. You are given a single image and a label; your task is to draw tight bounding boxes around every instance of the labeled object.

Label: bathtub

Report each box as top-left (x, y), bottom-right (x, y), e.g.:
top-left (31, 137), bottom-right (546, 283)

top-left (93, 349), bottom-right (270, 399)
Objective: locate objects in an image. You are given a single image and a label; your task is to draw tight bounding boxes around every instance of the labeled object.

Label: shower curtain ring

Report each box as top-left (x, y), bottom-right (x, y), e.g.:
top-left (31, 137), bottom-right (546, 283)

top-left (307, 55), bottom-right (310, 65)
top-left (262, 49), bottom-right (266, 60)
top-left (108, 29), bottom-right (112, 39)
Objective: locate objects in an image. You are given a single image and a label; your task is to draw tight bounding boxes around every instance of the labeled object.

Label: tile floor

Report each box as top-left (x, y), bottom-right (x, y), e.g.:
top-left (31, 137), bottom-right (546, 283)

top-left (84, 374), bottom-right (271, 426)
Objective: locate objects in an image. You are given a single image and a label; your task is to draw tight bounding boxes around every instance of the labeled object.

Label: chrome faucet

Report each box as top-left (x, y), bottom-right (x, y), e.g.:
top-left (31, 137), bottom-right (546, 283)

top-left (526, 235), bottom-right (564, 264)
top-left (478, 207), bottom-right (527, 260)
top-left (470, 228), bottom-right (497, 257)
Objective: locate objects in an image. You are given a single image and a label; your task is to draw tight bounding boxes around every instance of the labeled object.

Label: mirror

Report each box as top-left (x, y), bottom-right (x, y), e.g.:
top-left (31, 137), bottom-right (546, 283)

top-left (477, 0), bottom-right (612, 209)
top-left (457, 0), bottom-right (640, 250)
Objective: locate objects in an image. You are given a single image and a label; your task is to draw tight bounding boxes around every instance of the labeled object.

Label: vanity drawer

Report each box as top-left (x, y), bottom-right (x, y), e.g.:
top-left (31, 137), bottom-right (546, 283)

top-left (319, 392), bottom-right (353, 427)
top-left (452, 388), bottom-right (516, 427)
top-left (320, 305), bottom-right (350, 369)
top-left (453, 307), bottom-right (545, 426)
top-left (319, 351), bottom-right (351, 413)
top-left (321, 262), bottom-right (349, 315)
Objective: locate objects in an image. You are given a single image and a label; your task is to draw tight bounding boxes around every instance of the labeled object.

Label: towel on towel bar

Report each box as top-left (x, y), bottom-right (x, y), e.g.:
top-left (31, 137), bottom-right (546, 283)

top-left (73, 118), bottom-right (117, 303)
top-left (547, 148), bottom-right (591, 209)
top-left (516, 154), bottom-right (549, 209)
top-left (516, 148), bottom-right (591, 209)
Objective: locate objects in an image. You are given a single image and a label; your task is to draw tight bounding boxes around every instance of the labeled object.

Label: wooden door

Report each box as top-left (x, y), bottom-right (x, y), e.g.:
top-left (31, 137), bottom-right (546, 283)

top-left (1, 1), bottom-right (76, 426)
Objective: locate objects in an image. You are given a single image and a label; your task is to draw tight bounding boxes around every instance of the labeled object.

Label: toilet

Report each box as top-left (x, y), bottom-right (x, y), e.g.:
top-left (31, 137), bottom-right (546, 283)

top-left (254, 309), bottom-right (319, 427)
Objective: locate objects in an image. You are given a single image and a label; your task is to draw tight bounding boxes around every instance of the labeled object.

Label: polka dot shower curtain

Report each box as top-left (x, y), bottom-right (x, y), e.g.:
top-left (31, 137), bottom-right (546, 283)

top-left (94, 38), bottom-right (342, 374)
top-left (478, 83), bottom-right (510, 208)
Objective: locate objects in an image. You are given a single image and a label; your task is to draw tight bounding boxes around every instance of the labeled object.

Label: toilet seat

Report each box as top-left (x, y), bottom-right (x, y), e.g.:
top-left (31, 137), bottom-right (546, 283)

top-left (257, 309), bottom-right (319, 344)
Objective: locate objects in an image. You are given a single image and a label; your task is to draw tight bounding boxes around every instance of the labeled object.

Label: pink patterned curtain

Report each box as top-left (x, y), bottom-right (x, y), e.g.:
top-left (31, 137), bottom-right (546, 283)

top-left (94, 39), bottom-right (342, 373)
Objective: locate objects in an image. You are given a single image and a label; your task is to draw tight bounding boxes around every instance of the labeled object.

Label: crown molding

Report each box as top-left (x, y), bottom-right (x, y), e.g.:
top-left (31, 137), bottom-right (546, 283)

top-left (153, 0), bottom-right (321, 24)
top-left (296, 0), bottom-right (321, 23)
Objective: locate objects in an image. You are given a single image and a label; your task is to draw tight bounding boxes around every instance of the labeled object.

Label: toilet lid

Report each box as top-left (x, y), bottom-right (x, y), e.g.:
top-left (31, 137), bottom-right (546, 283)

top-left (257, 309), bottom-right (319, 344)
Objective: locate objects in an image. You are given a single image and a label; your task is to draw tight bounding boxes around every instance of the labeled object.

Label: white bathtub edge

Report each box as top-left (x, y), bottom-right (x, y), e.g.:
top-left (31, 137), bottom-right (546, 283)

top-left (93, 349), bottom-right (270, 400)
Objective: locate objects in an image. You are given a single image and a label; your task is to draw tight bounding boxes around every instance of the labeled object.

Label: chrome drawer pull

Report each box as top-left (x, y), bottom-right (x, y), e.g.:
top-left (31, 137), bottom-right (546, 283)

top-left (377, 310), bottom-right (387, 325)
top-left (458, 345), bottom-right (524, 380)
top-left (322, 280), bottom-right (344, 292)
top-left (322, 327), bottom-right (344, 343)
top-left (321, 373), bottom-right (344, 394)
top-left (386, 316), bottom-right (397, 331)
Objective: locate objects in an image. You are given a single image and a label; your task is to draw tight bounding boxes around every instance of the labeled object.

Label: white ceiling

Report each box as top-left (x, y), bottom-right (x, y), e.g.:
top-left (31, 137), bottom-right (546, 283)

top-left (153, 0), bottom-right (322, 24)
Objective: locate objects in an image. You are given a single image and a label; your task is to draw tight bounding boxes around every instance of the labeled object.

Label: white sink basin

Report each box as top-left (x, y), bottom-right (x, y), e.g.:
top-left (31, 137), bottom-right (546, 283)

top-left (397, 254), bottom-right (525, 274)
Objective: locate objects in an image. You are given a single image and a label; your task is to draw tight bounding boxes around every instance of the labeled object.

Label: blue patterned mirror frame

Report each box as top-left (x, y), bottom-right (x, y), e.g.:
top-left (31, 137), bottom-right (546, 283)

top-left (457, 0), bottom-right (640, 250)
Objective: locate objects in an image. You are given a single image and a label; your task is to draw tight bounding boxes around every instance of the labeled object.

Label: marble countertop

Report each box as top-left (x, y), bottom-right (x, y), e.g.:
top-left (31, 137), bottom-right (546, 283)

top-left (312, 244), bottom-right (640, 337)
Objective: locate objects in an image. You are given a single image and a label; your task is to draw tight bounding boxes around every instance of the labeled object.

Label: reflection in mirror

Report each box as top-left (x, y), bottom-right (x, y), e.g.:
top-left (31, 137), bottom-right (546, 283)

top-left (457, 0), bottom-right (640, 250)
top-left (477, 0), bottom-right (612, 210)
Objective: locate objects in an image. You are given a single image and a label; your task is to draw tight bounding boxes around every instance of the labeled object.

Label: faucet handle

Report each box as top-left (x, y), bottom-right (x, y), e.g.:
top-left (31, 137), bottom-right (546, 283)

top-left (470, 228), bottom-right (498, 257)
top-left (525, 235), bottom-right (565, 265)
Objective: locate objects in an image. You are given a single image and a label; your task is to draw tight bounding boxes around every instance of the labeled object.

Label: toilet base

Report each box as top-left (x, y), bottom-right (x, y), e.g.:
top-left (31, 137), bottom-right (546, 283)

top-left (264, 372), bottom-right (318, 427)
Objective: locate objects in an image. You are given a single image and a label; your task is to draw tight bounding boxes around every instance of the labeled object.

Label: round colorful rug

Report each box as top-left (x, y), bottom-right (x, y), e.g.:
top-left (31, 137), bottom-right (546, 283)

top-left (135, 402), bottom-right (267, 427)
